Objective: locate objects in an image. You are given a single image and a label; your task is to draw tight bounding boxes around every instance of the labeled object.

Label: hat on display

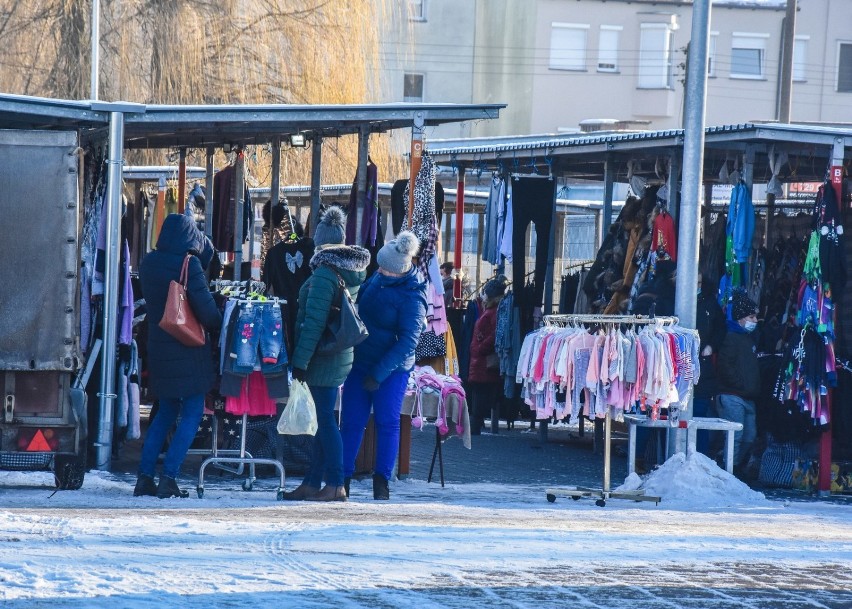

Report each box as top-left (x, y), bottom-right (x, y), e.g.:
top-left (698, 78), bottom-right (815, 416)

top-left (732, 289), bottom-right (758, 321)
top-left (313, 206), bottom-right (346, 248)
top-left (377, 230), bottom-right (420, 274)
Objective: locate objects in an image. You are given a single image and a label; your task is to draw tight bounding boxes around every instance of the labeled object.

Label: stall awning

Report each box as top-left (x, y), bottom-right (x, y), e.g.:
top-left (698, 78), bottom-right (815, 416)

top-left (427, 123), bottom-right (852, 183)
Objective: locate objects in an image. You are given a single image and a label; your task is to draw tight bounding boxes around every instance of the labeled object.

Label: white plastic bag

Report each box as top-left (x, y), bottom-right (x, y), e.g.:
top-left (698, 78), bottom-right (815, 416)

top-left (277, 380), bottom-right (318, 436)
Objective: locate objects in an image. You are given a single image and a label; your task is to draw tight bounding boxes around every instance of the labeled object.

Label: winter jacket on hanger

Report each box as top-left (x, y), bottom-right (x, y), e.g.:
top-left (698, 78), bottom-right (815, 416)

top-left (726, 182), bottom-right (755, 264)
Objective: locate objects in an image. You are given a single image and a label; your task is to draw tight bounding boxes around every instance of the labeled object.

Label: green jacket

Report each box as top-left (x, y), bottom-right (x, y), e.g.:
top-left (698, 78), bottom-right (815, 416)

top-left (291, 244), bottom-right (370, 387)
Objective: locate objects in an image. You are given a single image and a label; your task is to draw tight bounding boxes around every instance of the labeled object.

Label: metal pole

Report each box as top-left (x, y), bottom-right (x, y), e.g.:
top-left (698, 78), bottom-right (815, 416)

top-left (354, 126), bottom-right (370, 246)
top-left (204, 147), bottom-right (214, 239)
top-left (543, 180), bottom-right (558, 315)
top-left (310, 136), bottom-right (323, 237)
top-left (778, 0), bottom-right (797, 123)
top-left (95, 111), bottom-right (125, 470)
top-left (675, 0), bottom-right (711, 331)
top-left (409, 113), bottom-right (426, 227)
top-left (90, 0), bottom-right (100, 100)
top-left (270, 136), bottom-right (282, 239)
top-left (454, 169), bottom-right (465, 307)
top-left (673, 0), bottom-right (711, 456)
top-left (602, 158), bottom-right (614, 236)
top-left (233, 151), bottom-right (245, 281)
top-left (819, 138), bottom-right (845, 495)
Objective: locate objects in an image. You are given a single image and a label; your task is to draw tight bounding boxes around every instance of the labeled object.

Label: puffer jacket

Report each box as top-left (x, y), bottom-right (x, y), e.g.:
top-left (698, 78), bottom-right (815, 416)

top-left (353, 267), bottom-right (427, 383)
top-left (468, 304), bottom-right (500, 383)
top-left (716, 322), bottom-right (760, 399)
top-left (140, 214), bottom-right (221, 399)
top-left (291, 244), bottom-right (370, 387)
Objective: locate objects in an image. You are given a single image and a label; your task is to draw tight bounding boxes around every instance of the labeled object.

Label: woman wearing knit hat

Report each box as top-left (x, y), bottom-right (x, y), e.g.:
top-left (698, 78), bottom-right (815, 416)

top-left (340, 230), bottom-right (427, 500)
top-left (716, 288), bottom-right (760, 479)
top-left (283, 206), bottom-right (370, 502)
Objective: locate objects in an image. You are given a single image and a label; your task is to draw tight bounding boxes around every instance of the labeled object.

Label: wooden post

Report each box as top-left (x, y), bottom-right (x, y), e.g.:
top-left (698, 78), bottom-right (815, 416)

top-left (177, 147), bottom-right (186, 213)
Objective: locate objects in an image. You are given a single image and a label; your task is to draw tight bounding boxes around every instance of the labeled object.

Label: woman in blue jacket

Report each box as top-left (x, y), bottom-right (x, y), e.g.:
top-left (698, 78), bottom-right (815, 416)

top-left (135, 214), bottom-right (222, 499)
top-left (340, 231), bottom-right (426, 500)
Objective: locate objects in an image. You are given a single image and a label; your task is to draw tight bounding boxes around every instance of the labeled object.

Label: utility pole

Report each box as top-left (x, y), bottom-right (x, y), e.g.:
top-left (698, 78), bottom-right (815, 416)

top-left (778, 0), bottom-right (797, 123)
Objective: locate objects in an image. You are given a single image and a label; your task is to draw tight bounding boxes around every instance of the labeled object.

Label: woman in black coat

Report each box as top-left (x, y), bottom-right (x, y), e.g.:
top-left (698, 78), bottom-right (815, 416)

top-left (134, 214), bottom-right (222, 499)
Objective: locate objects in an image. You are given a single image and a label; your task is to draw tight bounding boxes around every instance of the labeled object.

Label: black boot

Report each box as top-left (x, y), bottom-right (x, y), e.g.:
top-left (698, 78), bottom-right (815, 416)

top-left (372, 473), bottom-right (389, 500)
top-left (157, 476), bottom-right (189, 499)
top-left (133, 474), bottom-right (157, 497)
top-left (343, 477), bottom-right (351, 498)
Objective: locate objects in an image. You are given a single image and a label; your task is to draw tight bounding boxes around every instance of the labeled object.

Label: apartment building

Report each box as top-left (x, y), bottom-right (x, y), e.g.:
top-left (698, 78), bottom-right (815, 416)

top-left (380, 0), bottom-right (852, 137)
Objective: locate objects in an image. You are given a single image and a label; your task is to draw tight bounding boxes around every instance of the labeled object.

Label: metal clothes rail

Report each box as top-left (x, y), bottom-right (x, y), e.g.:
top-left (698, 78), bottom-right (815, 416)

top-left (542, 314), bottom-right (678, 507)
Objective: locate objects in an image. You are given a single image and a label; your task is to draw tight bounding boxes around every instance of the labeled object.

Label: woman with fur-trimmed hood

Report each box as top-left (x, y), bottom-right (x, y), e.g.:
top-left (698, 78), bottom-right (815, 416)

top-left (284, 206), bottom-right (370, 503)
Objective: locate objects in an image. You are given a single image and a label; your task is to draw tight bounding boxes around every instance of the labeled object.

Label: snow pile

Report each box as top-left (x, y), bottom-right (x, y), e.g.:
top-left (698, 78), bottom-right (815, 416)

top-left (616, 452), bottom-right (768, 508)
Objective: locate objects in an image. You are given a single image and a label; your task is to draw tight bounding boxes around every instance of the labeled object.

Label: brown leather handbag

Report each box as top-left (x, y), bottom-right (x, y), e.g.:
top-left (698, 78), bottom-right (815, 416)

top-left (159, 254), bottom-right (206, 347)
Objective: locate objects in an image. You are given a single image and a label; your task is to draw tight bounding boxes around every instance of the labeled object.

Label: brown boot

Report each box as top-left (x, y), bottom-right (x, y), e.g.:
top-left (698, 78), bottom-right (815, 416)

top-left (281, 483), bottom-right (320, 501)
top-left (306, 485), bottom-right (348, 502)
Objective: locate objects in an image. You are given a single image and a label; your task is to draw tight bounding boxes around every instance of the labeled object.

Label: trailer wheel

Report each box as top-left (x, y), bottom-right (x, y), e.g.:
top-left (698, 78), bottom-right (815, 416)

top-left (54, 454), bottom-right (86, 490)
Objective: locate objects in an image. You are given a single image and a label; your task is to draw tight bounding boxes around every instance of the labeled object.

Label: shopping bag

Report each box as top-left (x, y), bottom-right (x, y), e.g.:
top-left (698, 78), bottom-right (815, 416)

top-left (277, 380), bottom-right (318, 436)
top-left (159, 254), bottom-right (205, 346)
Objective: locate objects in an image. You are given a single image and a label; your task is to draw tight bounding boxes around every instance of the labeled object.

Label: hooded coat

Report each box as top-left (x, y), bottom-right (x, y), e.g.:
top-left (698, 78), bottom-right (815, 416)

top-left (353, 267), bottom-right (427, 383)
top-left (468, 299), bottom-right (501, 383)
top-left (291, 244), bottom-right (371, 387)
top-left (140, 214), bottom-right (222, 399)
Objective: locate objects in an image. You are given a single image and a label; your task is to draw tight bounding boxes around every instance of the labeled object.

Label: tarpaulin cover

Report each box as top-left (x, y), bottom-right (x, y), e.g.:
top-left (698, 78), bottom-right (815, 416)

top-left (0, 130), bottom-right (80, 371)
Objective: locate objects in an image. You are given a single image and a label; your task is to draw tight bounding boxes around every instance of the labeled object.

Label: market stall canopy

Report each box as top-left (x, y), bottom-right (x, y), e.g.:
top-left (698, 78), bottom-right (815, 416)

top-left (0, 93), bottom-right (504, 149)
top-left (427, 123), bottom-right (852, 184)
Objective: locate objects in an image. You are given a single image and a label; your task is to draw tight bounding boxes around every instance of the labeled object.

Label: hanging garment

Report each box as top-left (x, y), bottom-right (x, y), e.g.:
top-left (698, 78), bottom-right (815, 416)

top-left (650, 209), bottom-right (677, 261)
top-left (263, 237), bottom-right (315, 349)
top-left (726, 182), bottom-right (755, 264)
top-left (482, 175), bottom-right (506, 265)
top-left (511, 177), bottom-right (556, 310)
top-left (346, 160), bottom-right (379, 246)
top-left (212, 164), bottom-right (236, 251)
top-left (404, 152), bottom-right (439, 276)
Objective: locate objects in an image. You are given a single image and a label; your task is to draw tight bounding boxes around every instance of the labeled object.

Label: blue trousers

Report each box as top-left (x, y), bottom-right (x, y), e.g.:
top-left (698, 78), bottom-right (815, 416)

top-left (692, 396), bottom-right (716, 457)
top-left (303, 385), bottom-right (344, 488)
top-left (716, 394), bottom-right (757, 467)
top-left (341, 367), bottom-right (410, 481)
top-left (138, 393), bottom-right (205, 480)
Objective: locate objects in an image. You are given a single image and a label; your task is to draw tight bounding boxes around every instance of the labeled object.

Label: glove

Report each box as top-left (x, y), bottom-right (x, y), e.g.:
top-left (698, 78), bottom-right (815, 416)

top-left (292, 367), bottom-right (307, 383)
top-left (363, 376), bottom-right (380, 392)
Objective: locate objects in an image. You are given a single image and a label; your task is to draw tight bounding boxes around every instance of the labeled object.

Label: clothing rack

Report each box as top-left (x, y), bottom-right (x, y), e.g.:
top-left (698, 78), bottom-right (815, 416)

top-left (543, 313), bottom-right (678, 507)
top-left (191, 286), bottom-right (287, 499)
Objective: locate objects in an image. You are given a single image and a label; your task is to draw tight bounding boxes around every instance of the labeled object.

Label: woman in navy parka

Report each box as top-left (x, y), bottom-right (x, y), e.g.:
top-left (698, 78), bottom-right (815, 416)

top-left (340, 231), bottom-right (426, 500)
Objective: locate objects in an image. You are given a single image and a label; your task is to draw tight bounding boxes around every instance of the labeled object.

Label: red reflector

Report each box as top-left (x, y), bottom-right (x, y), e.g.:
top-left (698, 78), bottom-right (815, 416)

top-left (26, 430), bottom-right (53, 452)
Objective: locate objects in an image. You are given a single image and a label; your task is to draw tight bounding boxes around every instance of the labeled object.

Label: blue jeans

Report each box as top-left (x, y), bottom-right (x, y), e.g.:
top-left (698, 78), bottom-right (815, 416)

top-left (234, 304), bottom-right (286, 370)
top-left (692, 397), bottom-right (716, 457)
top-left (304, 385), bottom-right (344, 488)
top-left (716, 394), bottom-right (757, 467)
top-left (341, 367), bottom-right (410, 480)
top-left (138, 393), bottom-right (205, 479)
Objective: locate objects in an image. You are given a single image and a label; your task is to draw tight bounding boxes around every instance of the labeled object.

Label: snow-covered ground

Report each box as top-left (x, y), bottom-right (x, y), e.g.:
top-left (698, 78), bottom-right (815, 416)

top-left (1, 453), bottom-right (851, 608)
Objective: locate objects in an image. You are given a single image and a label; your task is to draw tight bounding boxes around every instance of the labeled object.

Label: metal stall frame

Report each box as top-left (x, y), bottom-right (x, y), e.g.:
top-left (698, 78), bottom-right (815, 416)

top-left (0, 94), bottom-right (504, 480)
top-left (428, 122), bottom-right (852, 495)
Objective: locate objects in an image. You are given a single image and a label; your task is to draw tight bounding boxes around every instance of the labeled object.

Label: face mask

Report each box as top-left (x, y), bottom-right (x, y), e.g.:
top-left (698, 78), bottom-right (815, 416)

top-left (697, 287), bottom-right (702, 296)
top-left (744, 321), bottom-right (757, 332)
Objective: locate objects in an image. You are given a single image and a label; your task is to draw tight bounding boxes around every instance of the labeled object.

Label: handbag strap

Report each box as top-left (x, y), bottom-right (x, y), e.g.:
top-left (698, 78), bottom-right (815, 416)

top-left (180, 254), bottom-right (192, 288)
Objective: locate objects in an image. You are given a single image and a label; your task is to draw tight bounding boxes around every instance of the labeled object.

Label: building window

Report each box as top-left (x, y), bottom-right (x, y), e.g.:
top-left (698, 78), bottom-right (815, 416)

top-left (597, 25), bottom-right (622, 72)
top-left (731, 33), bottom-right (769, 79)
top-left (793, 36), bottom-right (809, 82)
top-left (638, 23), bottom-right (674, 89)
top-left (409, 0), bottom-right (425, 21)
top-left (838, 43), bottom-right (852, 92)
top-left (708, 32), bottom-right (718, 77)
top-left (549, 22), bottom-right (589, 71)
top-left (403, 73), bottom-right (424, 102)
